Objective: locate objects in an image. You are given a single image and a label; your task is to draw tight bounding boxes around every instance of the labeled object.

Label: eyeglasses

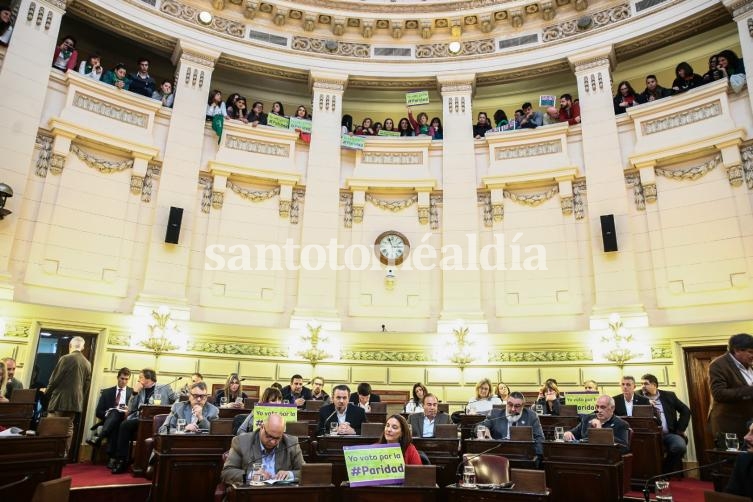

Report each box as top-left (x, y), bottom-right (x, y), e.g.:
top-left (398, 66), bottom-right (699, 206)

top-left (191, 394), bottom-right (208, 400)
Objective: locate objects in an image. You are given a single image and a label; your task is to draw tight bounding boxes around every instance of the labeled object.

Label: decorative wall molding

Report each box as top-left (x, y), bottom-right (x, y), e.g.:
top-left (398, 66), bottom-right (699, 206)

top-left (478, 192), bottom-right (493, 228)
top-left (726, 0), bottom-right (753, 18)
top-left (362, 152), bottom-right (423, 165)
top-left (35, 133), bottom-right (53, 177)
top-left (227, 180), bottom-right (280, 202)
top-left (72, 92), bottom-right (148, 128)
top-left (199, 175), bottom-right (213, 213)
top-left (186, 341), bottom-right (288, 357)
top-left (107, 332), bottom-right (131, 346)
top-left (572, 179), bottom-right (587, 220)
top-left (70, 144), bottom-right (134, 173)
top-left (340, 350), bottom-right (428, 362)
top-left (366, 193), bottom-right (418, 212)
top-left (654, 155), bottom-right (720, 180)
top-left (225, 135), bottom-right (290, 156)
top-left (641, 101), bottom-right (721, 135)
top-left (292, 36), bottom-right (369, 58)
top-left (50, 153), bottom-right (66, 175)
top-left (740, 145), bottom-right (753, 189)
top-left (430, 193), bottom-right (442, 230)
top-left (488, 349), bottom-right (593, 362)
top-left (0, 320), bottom-right (31, 338)
top-left (650, 346), bottom-right (672, 359)
top-left (542, 3), bottom-right (630, 42)
top-left (625, 172), bottom-right (646, 210)
top-left (160, 0), bottom-right (244, 37)
top-left (181, 49), bottom-right (218, 69)
top-left (340, 191), bottom-right (353, 228)
top-left (141, 164), bottom-right (160, 203)
top-left (495, 140), bottom-right (562, 160)
top-left (505, 185), bottom-right (559, 207)
top-left (416, 39), bottom-right (495, 59)
top-left (290, 188), bottom-right (305, 225)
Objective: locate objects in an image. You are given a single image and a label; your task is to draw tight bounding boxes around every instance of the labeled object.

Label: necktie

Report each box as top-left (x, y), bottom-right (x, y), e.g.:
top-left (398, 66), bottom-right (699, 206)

top-left (115, 388), bottom-right (122, 407)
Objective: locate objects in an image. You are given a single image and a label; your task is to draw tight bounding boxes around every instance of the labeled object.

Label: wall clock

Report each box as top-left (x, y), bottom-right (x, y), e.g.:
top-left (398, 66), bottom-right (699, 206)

top-left (374, 231), bottom-right (409, 266)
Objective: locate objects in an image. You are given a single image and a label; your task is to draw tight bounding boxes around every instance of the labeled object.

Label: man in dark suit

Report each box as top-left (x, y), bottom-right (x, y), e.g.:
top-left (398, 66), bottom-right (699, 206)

top-left (708, 333), bottom-right (753, 442)
top-left (479, 391), bottom-right (545, 456)
top-left (564, 395), bottom-right (630, 454)
top-left (281, 374), bottom-right (312, 408)
top-left (613, 376), bottom-right (651, 416)
top-left (319, 384), bottom-right (366, 435)
top-left (90, 367), bottom-right (132, 468)
top-left (725, 420), bottom-right (753, 498)
top-left (409, 393), bottom-right (451, 437)
top-left (640, 373), bottom-right (692, 473)
top-left (45, 336), bottom-right (92, 458)
top-left (349, 382), bottom-right (380, 412)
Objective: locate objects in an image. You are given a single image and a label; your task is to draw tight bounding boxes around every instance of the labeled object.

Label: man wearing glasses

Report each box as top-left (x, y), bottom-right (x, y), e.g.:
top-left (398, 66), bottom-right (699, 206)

top-left (159, 381), bottom-right (218, 433)
top-left (564, 395), bottom-right (630, 453)
top-left (478, 391), bottom-right (545, 456)
top-left (221, 413), bottom-right (304, 484)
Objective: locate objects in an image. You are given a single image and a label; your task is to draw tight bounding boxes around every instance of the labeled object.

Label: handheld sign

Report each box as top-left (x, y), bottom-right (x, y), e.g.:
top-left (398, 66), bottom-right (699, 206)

top-left (377, 130), bottom-right (401, 137)
top-left (266, 113), bottom-right (290, 129)
top-left (344, 443), bottom-right (405, 487)
top-left (341, 134), bottom-right (365, 150)
top-left (405, 90), bottom-right (430, 106)
top-left (565, 392), bottom-right (599, 414)
top-left (539, 95), bottom-right (557, 107)
top-left (289, 117), bottom-right (312, 134)
top-left (252, 404), bottom-right (298, 430)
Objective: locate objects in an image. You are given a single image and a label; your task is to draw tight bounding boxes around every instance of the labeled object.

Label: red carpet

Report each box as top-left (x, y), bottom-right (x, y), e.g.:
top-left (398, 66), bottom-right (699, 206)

top-left (625, 477), bottom-right (715, 502)
top-left (62, 462), bottom-right (151, 488)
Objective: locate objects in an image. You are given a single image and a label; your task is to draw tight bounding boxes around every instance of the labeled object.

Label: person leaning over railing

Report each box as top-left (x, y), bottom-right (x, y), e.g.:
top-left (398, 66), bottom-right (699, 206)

top-left (0, 5), bottom-right (13, 46)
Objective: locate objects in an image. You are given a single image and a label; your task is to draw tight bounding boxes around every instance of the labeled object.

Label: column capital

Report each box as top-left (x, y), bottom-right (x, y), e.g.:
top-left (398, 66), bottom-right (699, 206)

top-left (41, 0), bottom-right (68, 12)
top-left (309, 71), bottom-right (349, 93)
top-left (568, 45), bottom-right (615, 74)
top-left (171, 40), bottom-right (221, 68)
top-left (723, 0), bottom-right (753, 19)
top-left (437, 74), bottom-right (476, 95)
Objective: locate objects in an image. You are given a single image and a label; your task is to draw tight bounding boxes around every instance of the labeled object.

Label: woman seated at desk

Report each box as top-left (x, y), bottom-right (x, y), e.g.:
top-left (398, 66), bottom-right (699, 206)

top-left (535, 381), bottom-right (562, 416)
top-left (467, 378), bottom-right (502, 416)
top-left (378, 414), bottom-right (422, 465)
top-left (236, 387), bottom-right (282, 434)
top-left (404, 383), bottom-right (427, 413)
top-left (215, 373), bottom-right (247, 409)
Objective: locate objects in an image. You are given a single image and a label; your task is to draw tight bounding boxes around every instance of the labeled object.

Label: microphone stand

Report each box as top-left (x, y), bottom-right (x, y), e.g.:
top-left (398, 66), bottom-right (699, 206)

top-left (456, 441), bottom-right (506, 486)
top-left (642, 458), bottom-right (730, 502)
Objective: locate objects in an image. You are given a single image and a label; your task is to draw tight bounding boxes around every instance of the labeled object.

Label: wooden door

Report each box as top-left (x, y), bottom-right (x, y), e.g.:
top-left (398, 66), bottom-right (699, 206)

top-left (683, 345), bottom-right (725, 475)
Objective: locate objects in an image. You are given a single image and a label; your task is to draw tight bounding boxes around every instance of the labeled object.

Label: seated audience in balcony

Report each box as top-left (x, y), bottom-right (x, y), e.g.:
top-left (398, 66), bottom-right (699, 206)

top-left (373, 122), bottom-right (383, 135)
top-left (638, 74), bottom-right (673, 103)
top-left (225, 93), bottom-right (241, 118)
top-left (382, 118), bottom-right (396, 133)
top-left (716, 49), bottom-right (746, 93)
top-left (613, 80), bottom-right (640, 115)
top-left (473, 111), bottom-right (493, 138)
top-left (0, 6), bottom-right (13, 46)
top-left (248, 101), bottom-right (267, 127)
top-left (493, 109), bottom-right (508, 129)
top-left (206, 89), bottom-right (226, 138)
top-left (128, 58), bottom-right (156, 98)
top-left (558, 94), bottom-right (581, 124)
top-left (407, 106), bottom-right (436, 138)
top-left (672, 62), bottom-right (704, 93)
top-left (355, 117), bottom-right (375, 135)
top-left (227, 96), bottom-right (249, 122)
top-left (398, 117), bottom-right (414, 136)
top-left (543, 106), bottom-right (560, 125)
top-left (151, 80), bottom-right (174, 108)
top-left (52, 36), bottom-right (78, 72)
top-left (431, 117), bottom-right (443, 140)
top-left (341, 114), bottom-right (353, 135)
top-left (293, 105), bottom-right (311, 143)
top-left (102, 63), bottom-right (130, 90)
top-left (519, 102), bottom-right (543, 129)
top-left (270, 101), bottom-right (286, 118)
top-left (78, 54), bottom-right (103, 81)
top-left (702, 55), bottom-right (720, 83)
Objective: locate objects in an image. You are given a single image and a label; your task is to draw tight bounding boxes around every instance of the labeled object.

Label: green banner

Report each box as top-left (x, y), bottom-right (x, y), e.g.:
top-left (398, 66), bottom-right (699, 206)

top-left (377, 130), bottom-right (401, 137)
top-left (343, 443), bottom-right (405, 487)
top-left (266, 113), bottom-right (290, 129)
top-left (251, 404), bottom-right (298, 430)
top-left (565, 392), bottom-right (599, 414)
top-left (405, 90), bottom-right (430, 106)
top-left (289, 117), bottom-right (312, 134)
top-left (341, 134), bottom-right (365, 150)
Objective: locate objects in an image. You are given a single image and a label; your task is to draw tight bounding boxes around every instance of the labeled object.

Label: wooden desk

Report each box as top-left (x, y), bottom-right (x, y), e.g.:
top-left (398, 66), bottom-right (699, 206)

top-left (297, 410), bottom-right (387, 428)
top-left (219, 407), bottom-right (253, 419)
top-left (0, 403), bottom-right (34, 429)
top-left (414, 437), bottom-right (461, 488)
top-left (151, 433), bottom-right (234, 502)
top-left (707, 449), bottom-right (743, 492)
top-left (623, 416), bottom-right (663, 487)
top-left (446, 485), bottom-right (550, 501)
top-left (131, 405), bottom-right (172, 476)
top-left (313, 435), bottom-right (378, 486)
top-left (340, 481), bottom-right (439, 502)
top-left (538, 416), bottom-right (579, 441)
top-left (464, 439), bottom-right (538, 469)
top-left (227, 483), bottom-right (336, 501)
top-left (459, 415), bottom-right (486, 439)
top-left (542, 442), bottom-right (623, 502)
top-left (0, 435), bottom-right (67, 502)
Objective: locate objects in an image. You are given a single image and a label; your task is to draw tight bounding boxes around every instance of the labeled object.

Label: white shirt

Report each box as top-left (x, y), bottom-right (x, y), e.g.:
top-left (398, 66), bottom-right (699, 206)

top-left (729, 353), bottom-right (753, 386)
top-left (624, 395), bottom-right (634, 416)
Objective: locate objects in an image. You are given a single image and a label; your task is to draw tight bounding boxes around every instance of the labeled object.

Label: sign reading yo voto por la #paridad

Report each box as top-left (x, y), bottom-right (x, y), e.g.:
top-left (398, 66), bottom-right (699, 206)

top-left (343, 443), bottom-right (405, 487)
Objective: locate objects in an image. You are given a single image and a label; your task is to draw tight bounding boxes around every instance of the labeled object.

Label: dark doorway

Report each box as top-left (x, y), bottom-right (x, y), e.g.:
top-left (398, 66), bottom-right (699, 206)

top-left (32, 329), bottom-right (97, 463)
top-left (683, 344), bottom-right (726, 478)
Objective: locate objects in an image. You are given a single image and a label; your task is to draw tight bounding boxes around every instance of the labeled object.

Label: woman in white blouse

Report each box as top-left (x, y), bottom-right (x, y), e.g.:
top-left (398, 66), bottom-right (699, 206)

top-left (404, 383), bottom-right (428, 413)
top-left (467, 378), bottom-right (502, 416)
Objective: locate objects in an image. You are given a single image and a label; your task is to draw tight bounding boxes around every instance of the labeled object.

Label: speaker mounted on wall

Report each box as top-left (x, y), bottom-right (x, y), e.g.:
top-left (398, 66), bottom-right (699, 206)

top-left (600, 214), bottom-right (618, 252)
top-left (165, 206), bottom-right (183, 244)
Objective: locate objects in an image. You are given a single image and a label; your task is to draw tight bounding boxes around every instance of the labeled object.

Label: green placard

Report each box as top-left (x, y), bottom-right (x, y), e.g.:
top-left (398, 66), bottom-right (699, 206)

top-left (565, 392), bottom-right (599, 414)
top-left (251, 404), bottom-right (298, 430)
top-left (377, 130), bottom-right (401, 137)
top-left (343, 443), bottom-right (405, 487)
top-left (289, 117), bottom-right (312, 134)
top-left (266, 113), bottom-right (290, 129)
top-left (405, 90), bottom-right (430, 106)
top-left (341, 134), bottom-right (365, 150)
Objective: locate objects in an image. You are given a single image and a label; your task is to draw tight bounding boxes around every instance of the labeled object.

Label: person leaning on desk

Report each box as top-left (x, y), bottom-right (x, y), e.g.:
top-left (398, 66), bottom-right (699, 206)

top-left (562, 395), bottom-right (630, 454)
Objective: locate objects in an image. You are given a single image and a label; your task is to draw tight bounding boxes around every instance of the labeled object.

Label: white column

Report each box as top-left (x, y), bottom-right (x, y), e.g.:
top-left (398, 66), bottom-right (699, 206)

top-left (569, 47), bottom-right (646, 326)
top-left (135, 40), bottom-right (220, 318)
top-left (723, 0), bottom-right (753, 112)
top-left (0, 0), bottom-right (67, 299)
top-left (436, 74), bottom-right (487, 333)
top-left (290, 71), bottom-right (348, 329)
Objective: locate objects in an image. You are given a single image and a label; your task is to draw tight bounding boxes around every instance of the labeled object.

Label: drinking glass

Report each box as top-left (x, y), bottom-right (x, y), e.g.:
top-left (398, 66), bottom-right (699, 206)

top-left (220, 397), bottom-right (227, 407)
top-left (283, 399), bottom-right (290, 405)
top-left (462, 465), bottom-right (477, 487)
top-left (249, 462), bottom-right (264, 486)
top-left (655, 480), bottom-right (672, 501)
top-left (153, 397), bottom-right (162, 406)
top-left (725, 433), bottom-right (739, 451)
top-left (534, 404), bottom-right (544, 415)
top-left (330, 422), bottom-right (339, 436)
top-left (554, 426), bottom-right (565, 442)
top-left (176, 419), bottom-right (186, 433)
top-left (476, 425), bottom-right (488, 440)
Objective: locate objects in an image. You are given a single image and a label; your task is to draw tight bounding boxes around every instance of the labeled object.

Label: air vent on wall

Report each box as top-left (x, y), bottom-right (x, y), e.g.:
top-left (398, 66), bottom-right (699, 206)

top-left (248, 30), bottom-right (288, 46)
top-left (635, 0), bottom-right (669, 12)
top-left (373, 47), bottom-right (413, 57)
top-left (498, 34), bottom-right (538, 50)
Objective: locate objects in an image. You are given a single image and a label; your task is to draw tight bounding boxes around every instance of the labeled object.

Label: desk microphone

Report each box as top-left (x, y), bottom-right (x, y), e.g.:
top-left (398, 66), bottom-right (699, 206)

top-left (641, 458), bottom-right (732, 502)
top-left (163, 376), bottom-right (183, 387)
top-left (320, 408), bottom-right (339, 434)
top-left (245, 436), bottom-right (311, 481)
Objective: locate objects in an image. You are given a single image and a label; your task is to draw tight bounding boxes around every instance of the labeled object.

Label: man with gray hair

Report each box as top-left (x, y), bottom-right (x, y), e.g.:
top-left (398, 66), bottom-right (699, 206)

top-left (159, 381), bottom-right (218, 433)
top-left (563, 395), bottom-right (630, 453)
top-left (45, 336), bottom-right (92, 457)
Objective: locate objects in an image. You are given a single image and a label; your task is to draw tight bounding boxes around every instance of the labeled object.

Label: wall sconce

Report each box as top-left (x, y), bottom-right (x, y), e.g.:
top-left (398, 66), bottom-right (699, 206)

top-left (0, 183), bottom-right (13, 220)
top-left (197, 11), bottom-right (213, 25)
top-left (601, 313), bottom-right (637, 368)
top-left (290, 321), bottom-right (340, 369)
top-left (135, 305), bottom-right (186, 357)
top-left (434, 320), bottom-right (487, 369)
top-left (385, 268), bottom-right (396, 290)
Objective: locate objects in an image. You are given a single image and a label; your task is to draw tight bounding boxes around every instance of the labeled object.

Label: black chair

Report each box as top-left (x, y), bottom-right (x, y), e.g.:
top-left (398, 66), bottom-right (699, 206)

top-left (418, 450), bottom-right (431, 465)
top-left (232, 413), bottom-right (249, 435)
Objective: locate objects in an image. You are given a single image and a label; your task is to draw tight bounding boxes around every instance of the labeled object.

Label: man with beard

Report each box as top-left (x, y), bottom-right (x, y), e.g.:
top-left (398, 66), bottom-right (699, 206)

top-left (479, 391), bottom-right (545, 456)
top-left (564, 395), bottom-right (630, 453)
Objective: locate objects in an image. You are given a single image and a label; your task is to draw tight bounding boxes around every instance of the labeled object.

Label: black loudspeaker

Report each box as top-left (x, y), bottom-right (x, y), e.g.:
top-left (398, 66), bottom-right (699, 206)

top-left (600, 214), bottom-right (618, 252)
top-left (165, 206), bottom-right (183, 244)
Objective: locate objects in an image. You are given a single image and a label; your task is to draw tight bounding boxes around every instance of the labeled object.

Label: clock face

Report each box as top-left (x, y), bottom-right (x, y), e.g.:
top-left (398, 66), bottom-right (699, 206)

top-left (375, 231), bottom-right (410, 266)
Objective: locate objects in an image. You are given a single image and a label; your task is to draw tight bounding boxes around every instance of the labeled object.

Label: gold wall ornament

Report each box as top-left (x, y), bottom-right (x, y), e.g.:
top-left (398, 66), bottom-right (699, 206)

top-left (365, 193), bottom-right (418, 212)
top-left (227, 180), bottom-right (280, 202)
top-left (434, 322), bottom-right (487, 369)
top-left (49, 153), bottom-right (66, 175)
top-left (279, 199), bottom-right (291, 218)
top-left (211, 191), bottom-right (224, 209)
top-left (134, 306), bottom-right (186, 357)
top-left (504, 185), bottom-right (559, 207)
top-left (600, 313), bottom-right (638, 368)
top-left (290, 322), bottom-right (340, 368)
top-left (130, 174), bottom-right (144, 195)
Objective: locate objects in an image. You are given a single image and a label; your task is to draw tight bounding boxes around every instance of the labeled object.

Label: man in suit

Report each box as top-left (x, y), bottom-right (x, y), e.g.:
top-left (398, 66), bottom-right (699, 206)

top-left (641, 373), bottom-right (692, 473)
top-left (564, 395), bottom-right (630, 454)
top-left (159, 381), bottom-right (218, 433)
top-left (90, 367), bottom-right (132, 468)
top-left (221, 413), bottom-right (304, 484)
top-left (281, 374), bottom-right (312, 408)
top-left (349, 382), bottom-right (380, 412)
top-left (112, 368), bottom-right (177, 474)
top-left (708, 333), bottom-right (753, 442)
top-left (725, 419), bottom-right (753, 498)
top-left (2, 357), bottom-right (23, 399)
top-left (409, 393), bottom-right (451, 438)
top-left (479, 391), bottom-right (545, 455)
top-left (613, 375), bottom-right (651, 416)
top-left (45, 336), bottom-right (92, 458)
top-left (319, 384), bottom-right (366, 435)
